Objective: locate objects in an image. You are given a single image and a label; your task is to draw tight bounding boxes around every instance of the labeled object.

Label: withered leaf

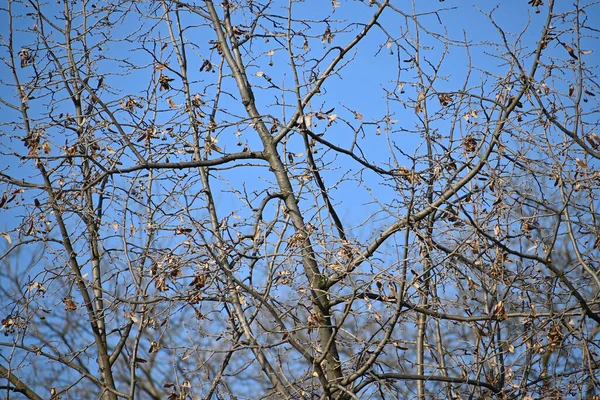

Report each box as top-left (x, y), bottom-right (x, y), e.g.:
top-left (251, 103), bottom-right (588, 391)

top-left (19, 48), bottom-right (33, 68)
top-left (158, 74), bottom-right (174, 91)
top-left (562, 42), bottom-right (578, 60)
top-left (575, 158), bottom-right (588, 169)
top-left (322, 26), bottom-right (333, 44)
top-left (438, 93), bottom-right (453, 106)
top-left (199, 59), bottom-right (212, 72)
top-left (492, 301), bottom-right (507, 321)
top-left (149, 341), bottom-right (160, 353)
top-left (63, 298), bottom-right (78, 311)
top-left (189, 273), bottom-right (207, 289)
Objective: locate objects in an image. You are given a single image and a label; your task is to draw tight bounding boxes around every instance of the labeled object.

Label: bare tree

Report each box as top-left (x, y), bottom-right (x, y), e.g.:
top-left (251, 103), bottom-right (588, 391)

top-left (1, 0), bottom-right (600, 398)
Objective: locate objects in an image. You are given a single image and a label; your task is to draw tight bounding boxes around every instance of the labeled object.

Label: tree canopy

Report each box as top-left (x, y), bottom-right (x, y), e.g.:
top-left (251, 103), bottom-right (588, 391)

top-left (1, 0), bottom-right (600, 399)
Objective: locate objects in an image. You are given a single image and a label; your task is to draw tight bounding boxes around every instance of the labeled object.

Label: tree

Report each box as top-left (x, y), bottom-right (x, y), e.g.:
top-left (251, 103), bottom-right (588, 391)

top-left (1, 0), bottom-right (600, 398)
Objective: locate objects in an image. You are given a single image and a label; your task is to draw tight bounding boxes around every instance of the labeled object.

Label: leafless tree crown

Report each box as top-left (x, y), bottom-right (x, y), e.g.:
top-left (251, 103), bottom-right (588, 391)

top-left (1, 0), bottom-right (600, 399)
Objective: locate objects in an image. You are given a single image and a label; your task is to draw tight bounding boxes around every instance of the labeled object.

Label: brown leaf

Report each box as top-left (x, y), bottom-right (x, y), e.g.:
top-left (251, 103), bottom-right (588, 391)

top-left (189, 273), bottom-right (207, 289)
top-left (322, 26), bottom-right (333, 44)
top-left (168, 98), bottom-right (177, 109)
top-left (492, 301), bottom-right (507, 321)
top-left (569, 84), bottom-right (575, 97)
top-left (158, 74), bottom-right (174, 91)
top-left (149, 341), bottom-right (160, 353)
top-left (437, 93), bottom-right (453, 106)
top-left (562, 43), bottom-right (578, 60)
top-left (19, 48), bottom-right (33, 68)
top-left (154, 63), bottom-right (168, 70)
top-left (463, 135), bottom-right (477, 153)
top-left (63, 298), bottom-right (78, 311)
top-left (586, 135), bottom-right (599, 149)
top-left (199, 59), bottom-right (212, 72)
top-left (1, 232), bottom-right (11, 245)
top-left (575, 158), bottom-right (588, 169)
top-left (547, 324), bottom-right (563, 351)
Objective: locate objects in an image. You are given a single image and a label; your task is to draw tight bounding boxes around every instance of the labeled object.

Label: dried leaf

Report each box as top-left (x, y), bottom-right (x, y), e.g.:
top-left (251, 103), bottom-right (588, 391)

top-left (569, 84), bottom-right (575, 97)
top-left (149, 341), bottom-right (160, 353)
top-left (327, 113), bottom-right (337, 126)
top-left (541, 81), bottom-right (550, 95)
top-left (322, 26), bottom-right (333, 44)
top-left (63, 298), bottom-right (78, 311)
top-left (158, 74), bottom-right (174, 91)
top-left (492, 301), bottom-right (507, 321)
top-left (562, 42), bottom-right (578, 60)
top-left (575, 158), bottom-right (588, 169)
top-left (437, 93), bottom-right (453, 106)
top-left (1, 232), bottom-right (12, 244)
top-left (463, 135), bottom-right (477, 153)
top-left (168, 98), bottom-right (177, 109)
top-left (154, 63), bottom-right (168, 70)
top-left (354, 111), bottom-right (363, 121)
top-left (255, 71), bottom-right (264, 77)
top-left (199, 59), bottom-right (212, 72)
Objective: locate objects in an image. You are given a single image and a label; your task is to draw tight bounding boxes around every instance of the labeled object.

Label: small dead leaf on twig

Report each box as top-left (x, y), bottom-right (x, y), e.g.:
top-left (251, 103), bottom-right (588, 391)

top-left (63, 297), bottom-right (78, 311)
top-left (19, 48), bottom-right (33, 68)
top-left (149, 341), bottom-right (160, 353)
top-left (204, 136), bottom-right (222, 155)
top-left (158, 74), bottom-right (174, 91)
top-left (189, 273), bottom-right (207, 289)
top-left (199, 59), bottom-right (212, 72)
top-left (492, 300), bottom-right (507, 321)
top-left (562, 42), bottom-right (578, 60)
top-left (154, 63), bottom-right (168, 71)
top-left (547, 324), bottom-right (563, 351)
top-left (437, 93), bottom-right (453, 106)
top-left (528, 0), bottom-right (543, 7)
top-left (322, 26), bottom-right (333, 44)
top-left (1, 232), bottom-right (12, 245)
top-left (575, 158), bottom-right (588, 169)
top-left (463, 135), bottom-right (477, 153)
top-left (123, 98), bottom-right (142, 112)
